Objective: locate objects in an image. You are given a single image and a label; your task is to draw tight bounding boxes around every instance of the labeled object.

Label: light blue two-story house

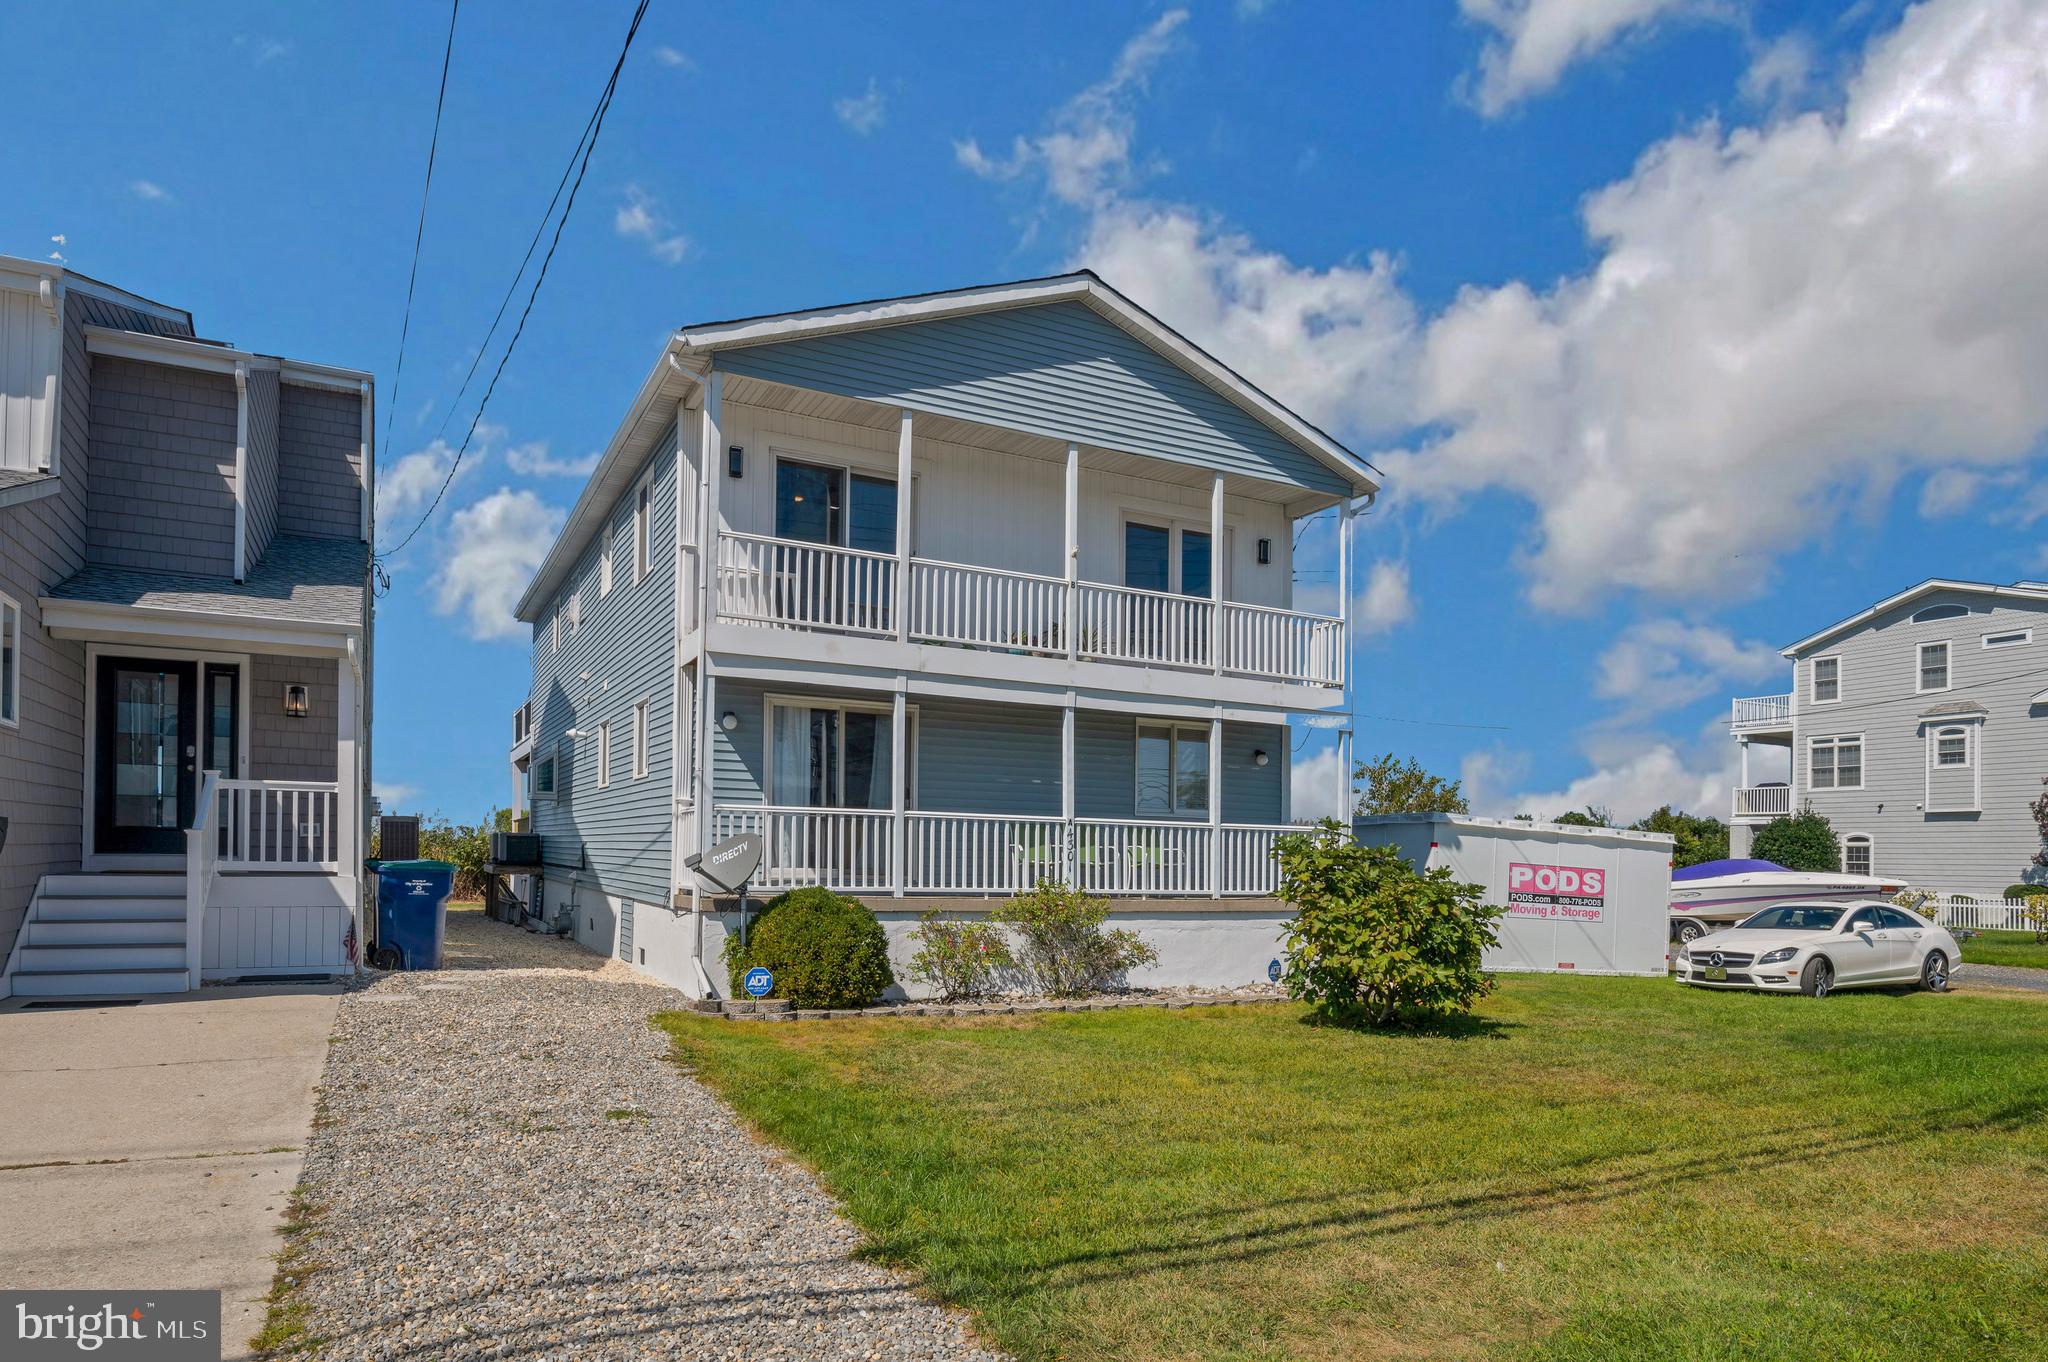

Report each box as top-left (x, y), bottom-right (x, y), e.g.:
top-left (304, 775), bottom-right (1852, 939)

top-left (509, 274), bottom-right (1375, 996)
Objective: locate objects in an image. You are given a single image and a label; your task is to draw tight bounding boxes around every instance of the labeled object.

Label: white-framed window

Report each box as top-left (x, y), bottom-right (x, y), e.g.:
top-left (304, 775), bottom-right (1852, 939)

top-left (534, 744), bottom-right (559, 801)
top-left (568, 590), bottom-right (582, 635)
top-left (0, 590), bottom-right (20, 729)
top-left (1810, 655), bottom-right (1840, 704)
top-left (1934, 726), bottom-right (1970, 768)
top-left (1917, 640), bottom-right (1950, 693)
top-left (1810, 735), bottom-right (1863, 791)
top-left (634, 475), bottom-right (653, 583)
top-left (601, 523), bottom-right (615, 596)
top-left (1842, 833), bottom-right (1873, 878)
top-left (1983, 628), bottom-right (2032, 649)
top-left (765, 695), bottom-right (913, 808)
top-left (1911, 603), bottom-right (1969, 624)
top-left (1136, 721), bottom-right (1210, 818)
top-left (632, 698), bottom-right (650, 779)
top-left (596, 720), bottom-right (613, 789)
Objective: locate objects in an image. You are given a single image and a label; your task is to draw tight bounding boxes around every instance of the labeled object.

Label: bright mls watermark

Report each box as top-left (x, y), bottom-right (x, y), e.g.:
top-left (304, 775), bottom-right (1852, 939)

top-left (5, 1292), bottom-right (219, 1360)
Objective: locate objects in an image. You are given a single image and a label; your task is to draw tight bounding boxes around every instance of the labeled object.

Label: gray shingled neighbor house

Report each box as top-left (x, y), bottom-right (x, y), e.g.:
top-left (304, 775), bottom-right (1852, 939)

top-left (0, 255), bottom-right (374, 997)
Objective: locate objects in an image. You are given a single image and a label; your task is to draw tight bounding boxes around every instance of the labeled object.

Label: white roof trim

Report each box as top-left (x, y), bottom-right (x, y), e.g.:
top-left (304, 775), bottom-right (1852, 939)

top-left (0, 254), bottom-right (192, 328)
top-left (84, 326), bottom-right (373, 388)
top-left (672, 272), bottom-right (1378, 498)
top-left (1782, 579), bottom-right (2048, 657)
top-left (38, 598), bottom-right (358, 653)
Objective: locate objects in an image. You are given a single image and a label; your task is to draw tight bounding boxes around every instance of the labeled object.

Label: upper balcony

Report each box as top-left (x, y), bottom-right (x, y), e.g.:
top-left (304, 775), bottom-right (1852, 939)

top-left (1729, 693), bottom-right (1793, 734)
top-left (698, 531), bottom-right (1344, 689)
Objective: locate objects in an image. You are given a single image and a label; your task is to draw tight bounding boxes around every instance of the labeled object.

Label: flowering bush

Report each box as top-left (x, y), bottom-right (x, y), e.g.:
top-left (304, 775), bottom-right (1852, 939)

top-left (993, 881), bottom-right (1157, 995)
top-left (907, 913), bottom-right (1015, 1001)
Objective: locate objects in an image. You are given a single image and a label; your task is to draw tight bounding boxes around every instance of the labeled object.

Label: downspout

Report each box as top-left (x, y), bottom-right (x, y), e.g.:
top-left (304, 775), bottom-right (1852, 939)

top-left (346, 635), bottom-right (366, 975)
top-left (233, 362), bottom-right (249, 582)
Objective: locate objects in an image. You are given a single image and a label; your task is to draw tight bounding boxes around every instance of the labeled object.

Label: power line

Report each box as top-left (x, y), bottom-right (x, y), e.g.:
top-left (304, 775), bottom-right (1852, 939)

top-left (376, 0), bottom-right (652, 559)
top-left (1748, 656), bottom-right (2048, 725)
top-left (379, 0), bottom-right (461, 478)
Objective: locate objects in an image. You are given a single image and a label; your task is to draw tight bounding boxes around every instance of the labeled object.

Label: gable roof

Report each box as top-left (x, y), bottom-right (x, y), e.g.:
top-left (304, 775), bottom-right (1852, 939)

top-left (515, 272), bottom-right (1378, 621)
top-left (1783, 578), bottom-right (2048, 657)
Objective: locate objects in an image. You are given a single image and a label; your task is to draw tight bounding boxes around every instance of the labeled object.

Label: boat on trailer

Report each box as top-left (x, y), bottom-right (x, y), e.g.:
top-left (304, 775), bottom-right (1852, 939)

top-left (1668, 858), bottom-right (1908, 943)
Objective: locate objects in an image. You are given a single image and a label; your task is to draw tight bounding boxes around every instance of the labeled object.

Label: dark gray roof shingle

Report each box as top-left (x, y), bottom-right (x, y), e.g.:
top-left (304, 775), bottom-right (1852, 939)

top-left (48, 534), bottom-right (366, 627)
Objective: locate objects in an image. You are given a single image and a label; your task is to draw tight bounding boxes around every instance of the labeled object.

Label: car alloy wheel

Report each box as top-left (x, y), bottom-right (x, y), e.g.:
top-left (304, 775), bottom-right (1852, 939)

top-left (1922, 950), bottom-right (1950, 993)
top-left (1800, 956), bottom-right (1833, 999)
top-left (1675, 919), bottom-right (1706, 944)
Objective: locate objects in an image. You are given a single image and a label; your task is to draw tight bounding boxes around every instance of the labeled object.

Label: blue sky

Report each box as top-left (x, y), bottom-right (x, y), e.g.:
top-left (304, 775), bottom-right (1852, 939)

top-left (8, 0), bottom-right (2045, 825)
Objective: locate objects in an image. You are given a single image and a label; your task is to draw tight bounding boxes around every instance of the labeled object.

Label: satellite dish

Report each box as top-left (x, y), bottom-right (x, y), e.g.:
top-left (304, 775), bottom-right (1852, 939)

top-left (691, 833), bottom-right (763, 894)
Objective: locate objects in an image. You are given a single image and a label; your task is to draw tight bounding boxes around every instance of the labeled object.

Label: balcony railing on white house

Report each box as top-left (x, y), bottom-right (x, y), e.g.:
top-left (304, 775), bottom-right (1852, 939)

top-left (707, 531), bottom-right (1343, 687)
top-left (217, 779), bottom-right (341, 871)
top-left (1731, 784), bottom-right (1793, 819)
top-left (1730, 694), bottom-right (1793, 728)
top-left (711, 804), bottom-right (1296, 897)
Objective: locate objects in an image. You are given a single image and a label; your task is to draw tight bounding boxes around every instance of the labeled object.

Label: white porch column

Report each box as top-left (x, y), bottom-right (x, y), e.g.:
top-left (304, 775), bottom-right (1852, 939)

top-left (1738, 736), bottom-right (1751, 791)
top-left (896, 410), bottom-right (913, 643)
top-left (695, 663), bottom-right (716, 865)
top-left (1208, 712), bottom-right (1223, 898)
top-left (1209, 472), bottom-right (1225, 676)
top-left (1335, 500), bottom-right (1357, 822)
top-left (336, 650), bottom-right (362, 971)
top-left (1061, 695), bottom-right (1076, 882)
top-left (891, 680), bottom-right (907, 897)
top-left (699, 370), bottom-right (723, 636)
top-left (1064, 443), bottom-right (1080, 661)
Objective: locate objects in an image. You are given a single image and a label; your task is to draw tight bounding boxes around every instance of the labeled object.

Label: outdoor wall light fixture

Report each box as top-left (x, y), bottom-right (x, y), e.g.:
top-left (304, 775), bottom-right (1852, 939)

top-left (1257, 538), bottom-right (1272, 565)
top-left (284, 684), bottom-right (310, 719)
top-left (1252, 749), bottom-right (1269, 767)
top-left (720, 711), bottom-right (740, 731)
top-left (728, 445), bottom-right (744, 478)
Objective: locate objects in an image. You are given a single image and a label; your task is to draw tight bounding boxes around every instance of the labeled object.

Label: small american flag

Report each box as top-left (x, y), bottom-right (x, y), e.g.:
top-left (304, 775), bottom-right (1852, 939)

top-left (343, 919), bottom-right (359, 966)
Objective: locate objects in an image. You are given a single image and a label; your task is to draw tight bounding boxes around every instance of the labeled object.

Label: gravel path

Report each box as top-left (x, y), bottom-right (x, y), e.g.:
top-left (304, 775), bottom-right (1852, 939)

top-left (283, 908), bottom-right (1006, 1361)
top-left (1956, 961), bottom-right (2048, 993)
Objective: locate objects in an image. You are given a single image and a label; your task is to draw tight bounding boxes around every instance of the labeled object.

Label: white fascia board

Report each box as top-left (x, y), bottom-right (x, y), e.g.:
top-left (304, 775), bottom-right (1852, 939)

top-left (673, 273), bottom-right (1379, 497)
top-left (85, 325), bottom-right (252, 374)
top-left (0, 255), bottom-right (192, 330)
top-left (0, 476), bottom-right (62, 511)
top-left (280, 358), bottom-right (375, 391)
top-left (1781, 578), bottom-right (2048, 657)
top-left (38, 598), bottom-right (359, 655)
top-left (513, 347), bottom-right (704, 622)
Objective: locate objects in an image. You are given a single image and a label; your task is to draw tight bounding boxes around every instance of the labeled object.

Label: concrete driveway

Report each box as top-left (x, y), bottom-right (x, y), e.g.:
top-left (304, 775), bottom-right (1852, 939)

top-left (0, 985), bottom-right (341, 1358)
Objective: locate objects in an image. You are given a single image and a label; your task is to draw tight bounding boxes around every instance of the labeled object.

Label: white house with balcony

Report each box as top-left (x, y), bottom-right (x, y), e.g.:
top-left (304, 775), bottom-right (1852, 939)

top-left (1727, 578), bottom-right (2048, 897)
top-left (0, 256), bottom-right (374, 997)
top-left (507, 273), bottom-right (1375, 997)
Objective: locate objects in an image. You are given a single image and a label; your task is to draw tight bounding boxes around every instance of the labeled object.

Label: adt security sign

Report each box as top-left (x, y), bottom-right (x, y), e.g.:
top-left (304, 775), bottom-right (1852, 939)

top-left (1267, 958), bottom-right (1283, 983)
top-left (743, 966), bottom-right (774, 999)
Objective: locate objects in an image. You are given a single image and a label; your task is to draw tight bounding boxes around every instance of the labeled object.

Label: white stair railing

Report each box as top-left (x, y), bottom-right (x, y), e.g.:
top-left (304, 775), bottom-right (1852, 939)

top-left (218, 780), bottom-right (340, 871)
top-left (183, 769), bottom-right (222, 982)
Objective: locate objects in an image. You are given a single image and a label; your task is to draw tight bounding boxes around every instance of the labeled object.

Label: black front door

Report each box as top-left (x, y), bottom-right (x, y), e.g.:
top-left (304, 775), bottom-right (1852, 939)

top-left (94, 656), bottom-right (198, 855)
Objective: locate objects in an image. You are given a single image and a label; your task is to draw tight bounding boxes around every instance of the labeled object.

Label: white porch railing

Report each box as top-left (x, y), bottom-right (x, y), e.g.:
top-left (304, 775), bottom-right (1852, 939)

top-left (1730, 694), bottom-right (1793, 727)
top-left (909, 559), bottom-right (1068, 655)
top-left (1073, 581), bottom-right (1214, 669)
top-left (218, 779), bottom-right (341, 871)
top-left (715, 531), bottom-right (898, 636)
top-left (711, 806), bottom-right (1294, 897)
top-left (1221, 602), bottom-right (1344, 686)
top-left (1732, 785), bottom-right (1793, 818)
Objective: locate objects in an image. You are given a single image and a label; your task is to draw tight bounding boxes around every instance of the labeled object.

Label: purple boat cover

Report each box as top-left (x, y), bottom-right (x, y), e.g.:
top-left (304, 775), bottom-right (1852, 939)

top-left (1671, 858), bottom-right (1791, 882)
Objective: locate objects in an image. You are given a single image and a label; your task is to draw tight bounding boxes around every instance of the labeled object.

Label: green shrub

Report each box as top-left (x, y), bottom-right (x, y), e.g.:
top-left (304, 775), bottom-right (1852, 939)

top-left (2003, 884), bottom-right (2047, 901)
top-left (723, 886), bottom-right (895, 1008)
top-left (993, 881), bottom-right (1157, 995)
top-left (1275, 821), bottom-right (1502, 1028)
top-left (1750, 806), bottom-right (1840, 872)
top-left (907, 912), bottom-right (1015, 1001)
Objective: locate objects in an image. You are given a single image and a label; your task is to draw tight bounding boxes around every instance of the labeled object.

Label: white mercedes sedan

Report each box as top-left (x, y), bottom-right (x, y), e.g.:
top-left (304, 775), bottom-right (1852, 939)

top-left (1674, 899), bottom-right (1958, 998)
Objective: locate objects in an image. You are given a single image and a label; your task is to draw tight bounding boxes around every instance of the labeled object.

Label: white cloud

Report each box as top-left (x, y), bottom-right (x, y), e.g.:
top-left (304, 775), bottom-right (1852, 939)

top-left (834, 78), bottom-right (888, 135)
top-left (1355, 559), bottom-right (1415, 637)
top-left (653, 45), bottom-right (695, 71)
top-left (505, 441), bottom-right (601, 479)
top-left (1236, 0), bottom-right (1280, 17)
top-left (373, 781), bottom-right (420, 809)
top-left (431, 489), bottom-right (564, 642)
top-left (129, 179), bottom-right (172, 203)
top-left (955, 8), bottom-right (1188, 207)
top-left (1594, 618), bottom-right (1781, 720)
top-left (377, 440), bottom-right (466, 527)
top-left (1741, 31), bottom-right (1815, 109)
top-left (614, 185), bottom-right (689, 265)
top-left (234, 34), bottom-right (292, 65)
top-left (1458, 0), bottom-right (1704, 115)
top-left (1289, 744), bottom-right (1346, 823)
top-left (1462, 732), bottom-right (1741, 825)
top-left (1919, 466), bottom-right (2025, 517)
top-left (1393, 0), bottom-right (2048, 609)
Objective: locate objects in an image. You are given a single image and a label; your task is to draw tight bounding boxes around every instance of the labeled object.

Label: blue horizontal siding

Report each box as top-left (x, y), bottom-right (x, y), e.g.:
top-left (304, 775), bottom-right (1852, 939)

top-left (714, 301), bottom-right (1349, 496)
top-left (529, 422), bottom-right (677, 908)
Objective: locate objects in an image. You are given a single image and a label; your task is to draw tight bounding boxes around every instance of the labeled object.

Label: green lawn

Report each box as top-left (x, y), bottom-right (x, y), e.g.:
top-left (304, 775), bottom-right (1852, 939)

top-left (658, 977), bottom-right (2048, 1362)
top-left (1961, 930), bottom-right (2048, 970)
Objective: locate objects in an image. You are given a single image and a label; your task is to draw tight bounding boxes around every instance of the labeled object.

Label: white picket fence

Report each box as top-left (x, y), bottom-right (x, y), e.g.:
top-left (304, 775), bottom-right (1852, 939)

top-left (1919, 894), bottom-right (2047, 933)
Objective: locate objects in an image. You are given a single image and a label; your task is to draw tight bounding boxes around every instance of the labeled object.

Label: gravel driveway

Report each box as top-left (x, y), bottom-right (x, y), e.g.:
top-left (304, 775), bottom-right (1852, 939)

top-left (281, 908), bottom-right (1005, 1361)
top-left (1956, 961), bottom-right (2048, 993)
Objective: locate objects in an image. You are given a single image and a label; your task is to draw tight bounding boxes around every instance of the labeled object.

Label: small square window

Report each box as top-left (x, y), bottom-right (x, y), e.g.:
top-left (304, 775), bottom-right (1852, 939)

top-left (1935, 730), bottom-right (1968, 767)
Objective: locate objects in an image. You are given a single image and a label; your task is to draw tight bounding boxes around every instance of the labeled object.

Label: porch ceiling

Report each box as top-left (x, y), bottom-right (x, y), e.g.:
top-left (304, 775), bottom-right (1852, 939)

top-left (721, 373), bottom-right (1340, 511)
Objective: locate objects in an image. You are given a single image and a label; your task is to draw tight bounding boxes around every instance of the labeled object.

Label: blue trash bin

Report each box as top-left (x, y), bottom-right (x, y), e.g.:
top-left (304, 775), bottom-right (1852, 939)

top-left (367, 859), bottom-right (456, 970)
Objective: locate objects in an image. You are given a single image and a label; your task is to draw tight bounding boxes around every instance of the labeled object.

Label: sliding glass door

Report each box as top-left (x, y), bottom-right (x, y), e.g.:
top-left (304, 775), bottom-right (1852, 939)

top-left (773, 459), bottom-right (898, 630)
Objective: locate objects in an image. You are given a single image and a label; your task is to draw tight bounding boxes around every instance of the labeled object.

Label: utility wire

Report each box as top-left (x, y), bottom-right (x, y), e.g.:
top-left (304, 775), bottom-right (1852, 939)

top-left (379, 0), bottom-right (461, 479)
top-left (376, 0), bottom-right (652, 559)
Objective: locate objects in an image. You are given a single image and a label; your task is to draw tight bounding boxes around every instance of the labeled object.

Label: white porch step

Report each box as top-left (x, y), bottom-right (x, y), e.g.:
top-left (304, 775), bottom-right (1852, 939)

top-left (36, 895), bottom-right (185, 922)
top-left (28, 918), bottom-right (185, 946)
top-left (17, 942), bottom-right (186, 972)
top-left (40, 874), bottom-right (185, 896)
top-left (11, 967), bottom-right (190, 997)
